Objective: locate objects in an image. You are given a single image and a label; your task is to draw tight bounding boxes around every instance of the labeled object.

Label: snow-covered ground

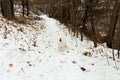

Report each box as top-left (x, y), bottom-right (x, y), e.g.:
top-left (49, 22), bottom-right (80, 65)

top-left (0, 13), bottom-right (120, 80)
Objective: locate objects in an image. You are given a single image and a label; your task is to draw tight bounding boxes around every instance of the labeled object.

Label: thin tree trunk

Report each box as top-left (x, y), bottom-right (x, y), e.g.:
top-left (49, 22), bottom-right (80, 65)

top-left (91, 16), bottom-right (97, 47)
top-left (112, 49), bottom-right (115, 61)
top-left (89, 0), bottom-right (97, 47)
top-left (26, 0), bottom-right (29, 16)
top-left (107, 0), bottom-right (120, 48)
top-left (1, 0), bottom-right (4, 16)
top-left (10, 0), bottom-right (14, 18)
top-left (118, 50), bottom-right (120, 59)
top-left (80, 28), bottom-right (83, 41)
top-left (22, 0), bottom-right (25, 17)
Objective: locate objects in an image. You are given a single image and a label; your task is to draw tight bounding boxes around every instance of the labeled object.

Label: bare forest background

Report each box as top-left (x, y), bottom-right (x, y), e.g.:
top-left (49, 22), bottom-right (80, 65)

top-left (0, 0), bottom-right (120, 55)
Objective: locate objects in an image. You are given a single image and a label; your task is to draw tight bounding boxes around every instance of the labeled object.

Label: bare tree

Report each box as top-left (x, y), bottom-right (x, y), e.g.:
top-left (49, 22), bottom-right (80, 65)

top-left (1, 0), bottom-right (14, 19)
top-left (22, 0), bottom-right (29, 17)
top-left (107, 0), bottom-right (120, 48)
top-left (89, 0), bottom-right (97, 47)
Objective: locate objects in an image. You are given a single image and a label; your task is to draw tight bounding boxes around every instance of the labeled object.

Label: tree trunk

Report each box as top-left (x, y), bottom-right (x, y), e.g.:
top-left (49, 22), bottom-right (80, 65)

top-left (107, 0), bottom-right (120, 48)
top-left (26, 0), bottom-right (29, 16)
top-left (91, 16), bottom-right (97, 47)
top-left (1, 0), bottom-right (14, 19)
top-left (22, 0), bottom-right (29, 17)
top-left (118, 50), bottom-right (120, 59)
top-left (88, 0), bottom-right (97, 47)
top-left (22, 0), bottom-right (25, 17)
top-left (112, 49), bottom-right (115, 61)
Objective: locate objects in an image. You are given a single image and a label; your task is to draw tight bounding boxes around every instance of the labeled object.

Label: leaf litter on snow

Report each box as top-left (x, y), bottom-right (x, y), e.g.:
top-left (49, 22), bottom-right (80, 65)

top-left (0, 10), bottom-right (120, 80)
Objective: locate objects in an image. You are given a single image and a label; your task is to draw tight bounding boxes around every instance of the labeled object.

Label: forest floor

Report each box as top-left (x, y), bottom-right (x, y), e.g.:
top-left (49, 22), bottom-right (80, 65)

top-left (0, 13), bottom-right (120, 80)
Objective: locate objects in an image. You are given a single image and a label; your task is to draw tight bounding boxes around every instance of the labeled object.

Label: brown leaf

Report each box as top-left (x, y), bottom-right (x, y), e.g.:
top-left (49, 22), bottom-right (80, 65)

top-left (9, 64), bottom-right (13, 68)
top-left (27, 61), bottom-right (32, 67)
top-left (91, 63), bottom-right (94, 66)
top-left (109, 56), bottom-right (112, 59)
top-left (72, 61), bottom-right (77, 64)
top-left (27, 61), bottom-right (30, 64)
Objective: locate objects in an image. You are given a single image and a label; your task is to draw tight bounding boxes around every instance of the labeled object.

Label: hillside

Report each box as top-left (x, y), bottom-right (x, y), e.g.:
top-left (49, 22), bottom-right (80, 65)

top-left (0, 13), bottom-right (120, 80)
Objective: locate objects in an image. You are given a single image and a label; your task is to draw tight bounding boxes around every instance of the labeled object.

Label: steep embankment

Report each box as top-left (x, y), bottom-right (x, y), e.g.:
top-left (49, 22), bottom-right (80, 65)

top-left (0, 14), bottom-right (120, 80)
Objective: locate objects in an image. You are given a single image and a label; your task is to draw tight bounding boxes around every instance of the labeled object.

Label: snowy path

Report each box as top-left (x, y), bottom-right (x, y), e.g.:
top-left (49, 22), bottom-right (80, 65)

top-left (0, 15), bottom-right (120, 80)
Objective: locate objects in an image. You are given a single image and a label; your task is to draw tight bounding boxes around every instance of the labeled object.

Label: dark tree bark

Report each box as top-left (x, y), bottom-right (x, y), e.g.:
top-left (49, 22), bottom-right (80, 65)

top-left (10, 0), bottom-right (14, 17)
top-left (26, 0), bottom-right (29, 16)
top-left (1, 0), bottom-right (14, 19)
top-left (112, 49), bottom-right (115, 61)
top-left (117, 50), bottom-right (120, 59)
top-left (85, 0), bottom-right (97, 47)
top-left (91, 15), bottom-right (97, 47)
top-left (70, 0), bottom-right (80, 37)
top-left (80, 0), bottom-right (89, 41)
top-left (107, 0), bottom-right (120, 48)
top-left (90, 5), bottom-right (97, 47)
top-left (22, 0), bottom-right (25, 17)
top-left (22, 0), bottom-right (29, 17)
